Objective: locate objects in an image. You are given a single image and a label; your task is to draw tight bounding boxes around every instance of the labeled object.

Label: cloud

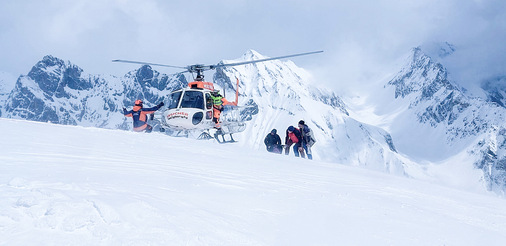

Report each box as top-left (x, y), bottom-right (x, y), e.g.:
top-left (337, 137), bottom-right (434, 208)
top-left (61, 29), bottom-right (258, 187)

top-left (412, 0), bottom-right (506, 95)
top-left (0, 0), bottom-right (505, 96)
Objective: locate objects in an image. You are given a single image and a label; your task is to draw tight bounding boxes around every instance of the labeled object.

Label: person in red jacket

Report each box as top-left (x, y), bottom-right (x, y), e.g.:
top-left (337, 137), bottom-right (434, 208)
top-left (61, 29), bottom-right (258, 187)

top-left (123, 99), bottom-right (164, 133)
top-left (284, 126), bottom-right (304, 157)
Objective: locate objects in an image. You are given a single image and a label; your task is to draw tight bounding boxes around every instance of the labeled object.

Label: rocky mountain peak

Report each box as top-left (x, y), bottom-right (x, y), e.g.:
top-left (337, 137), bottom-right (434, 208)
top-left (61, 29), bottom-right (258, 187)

top-left (419, 42), bottom-right (456, 59)
top-left (389, 47), bottom-right (458, 102)
top-left (481, 76), bottom-right (506, 108)
top-left (241, 49), bottom-right (265, 61)
top-left (136, 65), bottom-right (155, 82)
top-left (3, 55), bottom-right (187, 129)
top-left (27, 55), bottom-right (91, 96)
top-left (383, 44), bottom-right (506, 193)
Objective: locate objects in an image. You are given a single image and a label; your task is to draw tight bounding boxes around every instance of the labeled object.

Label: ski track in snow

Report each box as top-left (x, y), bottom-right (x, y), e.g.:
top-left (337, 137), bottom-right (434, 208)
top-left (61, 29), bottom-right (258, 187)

top-left (1, 118), bottom-right (506, 245)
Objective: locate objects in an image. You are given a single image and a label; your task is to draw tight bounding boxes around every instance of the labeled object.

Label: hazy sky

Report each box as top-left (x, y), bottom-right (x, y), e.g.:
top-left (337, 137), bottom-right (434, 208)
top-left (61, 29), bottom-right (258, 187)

top-left (1, 0), bottom-right (505, 94)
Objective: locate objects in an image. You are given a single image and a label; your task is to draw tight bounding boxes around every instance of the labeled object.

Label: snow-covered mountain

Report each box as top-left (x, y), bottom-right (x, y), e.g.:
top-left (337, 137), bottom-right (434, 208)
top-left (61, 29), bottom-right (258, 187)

top-left (3, 55), bottom-right (187, 130)
top-left (4, 49), bottom-right (506, 194)
top-left (377, 46), bottom-right (506, 193)
top-left (213, 50), bottom-right (411, 175)
top-left (0, 71), bottom-right (17, 117)
top-left (1, 52), bottom-right (411, 178)
top-left (481, 76), bottom-right (506, 108)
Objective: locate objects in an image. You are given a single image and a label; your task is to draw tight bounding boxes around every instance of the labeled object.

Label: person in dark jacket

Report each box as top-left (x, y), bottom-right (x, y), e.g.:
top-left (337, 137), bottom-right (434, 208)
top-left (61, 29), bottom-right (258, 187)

top-left (123, 99), bottom-right (164, 133)
top-left (264, 129), bottom-right (282, 154)
top-left (284, 126), bottom-right (304, 157)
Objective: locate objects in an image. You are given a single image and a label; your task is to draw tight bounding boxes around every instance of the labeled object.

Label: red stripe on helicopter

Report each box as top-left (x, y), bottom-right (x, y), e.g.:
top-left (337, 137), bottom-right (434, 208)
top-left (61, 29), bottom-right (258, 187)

top-left (188, 81), bottom-right (214, 90)
top-left (167, 111), bottom-right (189, 120)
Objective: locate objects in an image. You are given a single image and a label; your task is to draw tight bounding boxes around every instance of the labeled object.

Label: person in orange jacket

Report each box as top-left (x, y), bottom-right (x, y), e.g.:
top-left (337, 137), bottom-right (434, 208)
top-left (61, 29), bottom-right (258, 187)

top-left (123, 99), bottom-right (164, 133)
top-left (210, 90), bottom-right (236, 128)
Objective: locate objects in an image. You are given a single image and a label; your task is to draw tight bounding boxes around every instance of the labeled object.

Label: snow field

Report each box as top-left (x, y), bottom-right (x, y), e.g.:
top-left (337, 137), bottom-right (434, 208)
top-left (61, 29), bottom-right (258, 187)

top-left (1, 118), bottom-right (506, 245)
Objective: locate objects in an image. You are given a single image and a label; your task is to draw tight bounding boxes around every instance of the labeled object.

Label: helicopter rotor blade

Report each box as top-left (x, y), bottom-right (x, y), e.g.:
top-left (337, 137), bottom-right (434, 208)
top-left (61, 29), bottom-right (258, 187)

top-left (111, 59), bottom-right (187, 69)
top-left (113, 50), bottom-right (323, 79)
top-left (167, 70), bottom-right (189, 78)
top-left (213, 50), bottom-right (323, 69)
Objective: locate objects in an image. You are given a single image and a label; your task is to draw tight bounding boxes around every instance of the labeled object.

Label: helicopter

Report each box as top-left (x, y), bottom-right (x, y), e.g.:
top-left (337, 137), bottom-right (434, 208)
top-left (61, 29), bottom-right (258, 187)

top-left (113, 50), bottom-right (323, 143)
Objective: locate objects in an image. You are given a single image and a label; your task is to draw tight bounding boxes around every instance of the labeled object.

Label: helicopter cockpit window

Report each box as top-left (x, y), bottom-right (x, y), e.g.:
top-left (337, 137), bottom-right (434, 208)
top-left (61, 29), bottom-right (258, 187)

top-left (205, 93), bottom-right (212, 110)
top-left (180, 91), bottom-right (205, 110)
top-left (168, 91), bottom-right (182, 109)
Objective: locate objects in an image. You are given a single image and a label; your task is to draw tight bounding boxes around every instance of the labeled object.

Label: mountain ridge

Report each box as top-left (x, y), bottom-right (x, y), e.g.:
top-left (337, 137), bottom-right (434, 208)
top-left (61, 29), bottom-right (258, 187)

top-left (2, 47), bottom-right (506, 194)
top-left (1, 52), bottom-right (411, 178)
top-left (213, 50), bottom-right (410, 175)
top-left (3, 55), bottom-right (187, 129)
top-left (382, 45), bottom-right (506, 193)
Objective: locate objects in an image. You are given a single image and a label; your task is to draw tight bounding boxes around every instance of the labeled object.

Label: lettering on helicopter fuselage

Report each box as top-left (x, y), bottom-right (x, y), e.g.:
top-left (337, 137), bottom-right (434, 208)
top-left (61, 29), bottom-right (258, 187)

top-left (167, 112), bottom-right (189, 120)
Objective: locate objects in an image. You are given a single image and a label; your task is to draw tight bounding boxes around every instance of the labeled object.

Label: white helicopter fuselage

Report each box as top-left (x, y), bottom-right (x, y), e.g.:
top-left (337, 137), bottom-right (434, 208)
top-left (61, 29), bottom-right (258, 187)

top-left (159, 85), bottom-right (215, 131)
top-left (153, 80), bottom-right (247, 138)
top-left (162, 107), bottom-right (214, 130)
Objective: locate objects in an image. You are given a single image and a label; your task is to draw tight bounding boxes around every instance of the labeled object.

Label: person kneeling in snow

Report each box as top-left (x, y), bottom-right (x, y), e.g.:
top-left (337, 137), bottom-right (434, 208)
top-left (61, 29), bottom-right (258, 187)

top-left (123, 99), bottom-right (164, 133)
top-left (264, 129), bottom-right (282, 154)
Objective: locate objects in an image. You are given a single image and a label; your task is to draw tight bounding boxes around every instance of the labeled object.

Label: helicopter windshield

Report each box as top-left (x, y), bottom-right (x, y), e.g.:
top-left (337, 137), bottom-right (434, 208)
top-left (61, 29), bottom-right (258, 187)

top-left (167, 91), bottom-right (182, 109)
top-left (180, 91), bottom-right (205, 110)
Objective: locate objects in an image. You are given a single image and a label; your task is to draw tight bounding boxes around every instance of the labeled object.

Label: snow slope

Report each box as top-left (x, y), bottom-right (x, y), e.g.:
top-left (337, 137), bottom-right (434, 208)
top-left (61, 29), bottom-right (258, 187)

top-left (1, 118), bottom-right (506, 245)
top-left (213, 50), bottom-right (409, 175)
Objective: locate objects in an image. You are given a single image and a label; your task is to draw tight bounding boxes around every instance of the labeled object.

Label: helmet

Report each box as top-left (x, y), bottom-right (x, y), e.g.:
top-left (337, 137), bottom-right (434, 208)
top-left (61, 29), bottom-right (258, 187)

top-left (134, 99), bottom-right (143, 106)
top-left (211, 90), bottom-right (221, 97)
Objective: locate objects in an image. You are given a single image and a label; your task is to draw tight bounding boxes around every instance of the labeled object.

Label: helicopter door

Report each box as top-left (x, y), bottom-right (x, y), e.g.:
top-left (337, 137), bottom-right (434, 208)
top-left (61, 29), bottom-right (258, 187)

top-left (205, 92), bottom-right (213, 120)
top-left (180, 90), bottom-right (207, 126)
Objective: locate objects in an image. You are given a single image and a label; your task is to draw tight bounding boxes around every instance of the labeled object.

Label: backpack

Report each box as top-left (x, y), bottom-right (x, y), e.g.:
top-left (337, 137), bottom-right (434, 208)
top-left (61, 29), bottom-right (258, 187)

top-left (303, 125), bottom-right (316, 146)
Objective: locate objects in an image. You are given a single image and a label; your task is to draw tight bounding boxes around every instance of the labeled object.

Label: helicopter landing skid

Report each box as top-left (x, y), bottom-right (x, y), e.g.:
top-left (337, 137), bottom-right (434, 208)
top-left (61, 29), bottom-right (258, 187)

top-left (197, 132), bottom-right (214, 140)
top-left (214, 130), bottom-right (236, 144)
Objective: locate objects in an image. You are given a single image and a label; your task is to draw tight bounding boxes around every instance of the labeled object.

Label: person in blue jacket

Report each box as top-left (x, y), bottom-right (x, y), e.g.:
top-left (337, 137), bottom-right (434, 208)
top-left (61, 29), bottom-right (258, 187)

top-left (123, 99), bottom-right (164, 133)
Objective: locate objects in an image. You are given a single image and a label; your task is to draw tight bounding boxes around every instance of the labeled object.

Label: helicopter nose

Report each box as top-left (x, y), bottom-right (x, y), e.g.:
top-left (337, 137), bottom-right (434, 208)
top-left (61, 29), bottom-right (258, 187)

top-left (192, 112), bottom-right (203, 125)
